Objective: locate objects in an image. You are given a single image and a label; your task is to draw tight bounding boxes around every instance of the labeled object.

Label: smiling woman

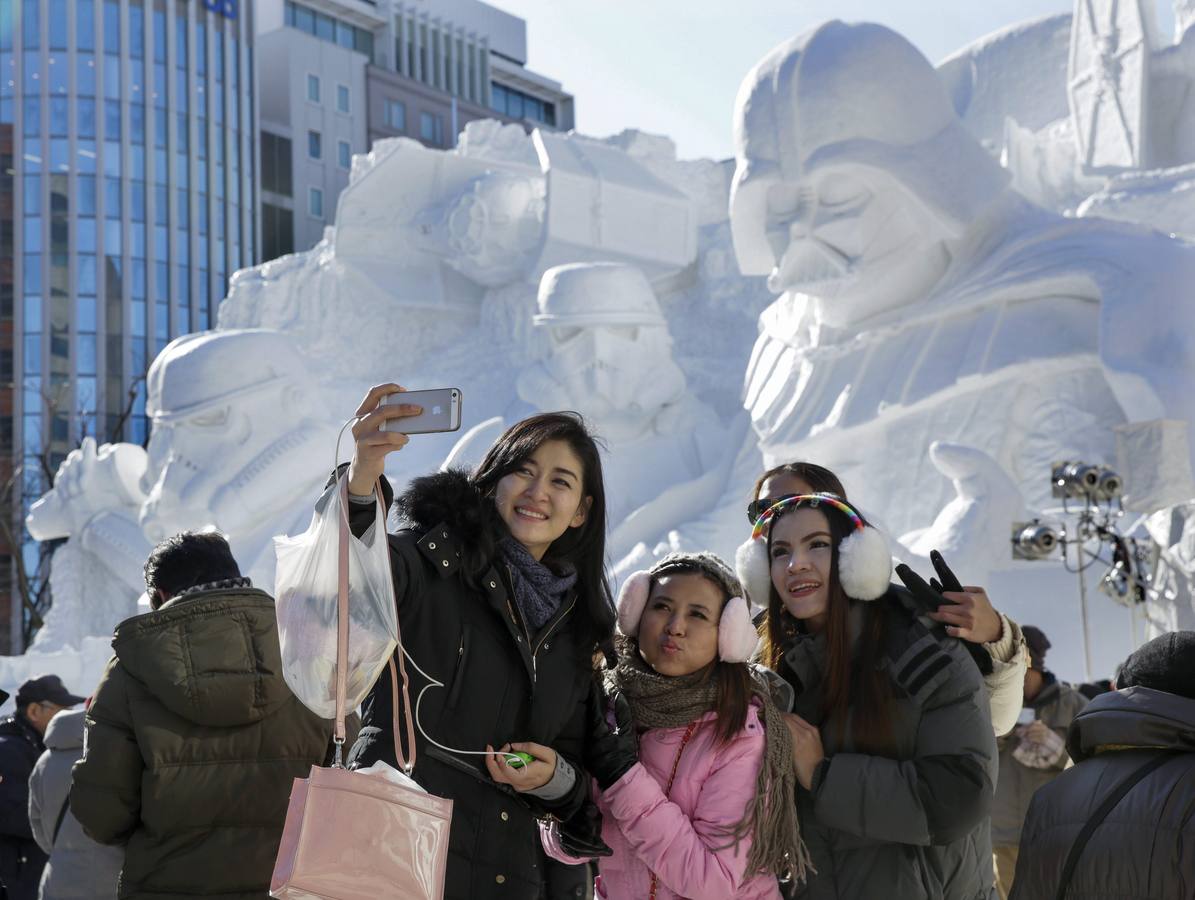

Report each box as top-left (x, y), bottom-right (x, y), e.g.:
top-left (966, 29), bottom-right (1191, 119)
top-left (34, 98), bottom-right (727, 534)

top-left (330, 385), bottom-right (615, 900)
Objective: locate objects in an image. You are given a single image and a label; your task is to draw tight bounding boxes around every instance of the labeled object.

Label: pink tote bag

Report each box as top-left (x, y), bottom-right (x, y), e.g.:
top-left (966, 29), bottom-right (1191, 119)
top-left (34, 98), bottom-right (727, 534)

top-left (270, 479), bottom-right (452, 899)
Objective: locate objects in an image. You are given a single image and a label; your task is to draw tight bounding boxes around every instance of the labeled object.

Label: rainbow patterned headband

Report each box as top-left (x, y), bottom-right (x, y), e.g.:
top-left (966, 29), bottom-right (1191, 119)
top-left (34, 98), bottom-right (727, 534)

top-left (750, 493), bottom-right (866, 540)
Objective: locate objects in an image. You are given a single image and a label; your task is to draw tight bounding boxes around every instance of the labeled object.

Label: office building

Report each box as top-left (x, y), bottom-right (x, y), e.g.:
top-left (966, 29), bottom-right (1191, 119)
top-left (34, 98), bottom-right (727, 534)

top-left (1, 0), bottom-right (257, 648)
top-left (258, 0), bottom-right (573, 258)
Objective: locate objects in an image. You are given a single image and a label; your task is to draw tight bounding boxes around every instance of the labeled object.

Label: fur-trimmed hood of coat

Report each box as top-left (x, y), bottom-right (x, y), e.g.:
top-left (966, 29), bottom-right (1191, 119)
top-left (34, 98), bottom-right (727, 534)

top-left (393, 468), bottom-right (508, 584)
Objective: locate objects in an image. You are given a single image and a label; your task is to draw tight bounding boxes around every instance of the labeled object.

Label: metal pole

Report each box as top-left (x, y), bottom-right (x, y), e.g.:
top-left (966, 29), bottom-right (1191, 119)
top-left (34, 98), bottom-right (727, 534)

top-left (1077, 546), bottom-right (1093, 682)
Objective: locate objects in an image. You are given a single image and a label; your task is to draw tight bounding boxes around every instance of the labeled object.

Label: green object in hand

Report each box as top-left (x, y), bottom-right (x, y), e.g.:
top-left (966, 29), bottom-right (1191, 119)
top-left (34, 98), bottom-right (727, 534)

top-left (504, 751), bottom-right (535, 769)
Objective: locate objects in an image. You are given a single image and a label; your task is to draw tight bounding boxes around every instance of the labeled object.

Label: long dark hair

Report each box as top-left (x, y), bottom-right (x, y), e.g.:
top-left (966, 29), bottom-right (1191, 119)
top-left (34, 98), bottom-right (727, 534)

top-left (473, 412), bottom-right (615, 655)
top-left (758, 499), bottom-right (894, 754)
top-left (752, 461), bottom-right (846, 502)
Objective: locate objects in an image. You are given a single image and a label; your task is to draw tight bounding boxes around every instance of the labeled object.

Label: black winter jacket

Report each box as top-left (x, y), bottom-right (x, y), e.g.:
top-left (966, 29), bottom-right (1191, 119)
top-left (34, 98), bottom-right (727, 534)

top-left (1009, 686), bottom-right (1195, 900)
top-left (340, 470), bottom-right (594, 900)
top-left (780, 588), bottom-right (997, 900)
top-left (0, 713), bottom-right (48, 900)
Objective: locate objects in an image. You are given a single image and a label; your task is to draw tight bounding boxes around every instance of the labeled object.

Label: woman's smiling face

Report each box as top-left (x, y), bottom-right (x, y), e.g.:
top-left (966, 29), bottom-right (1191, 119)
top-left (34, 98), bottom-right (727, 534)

top-left (637, 572), bottom-right (724, 677)
top-left (769, 507), bottom-right (834, 633)
top-left (493, 439), bottom-right (591, 560)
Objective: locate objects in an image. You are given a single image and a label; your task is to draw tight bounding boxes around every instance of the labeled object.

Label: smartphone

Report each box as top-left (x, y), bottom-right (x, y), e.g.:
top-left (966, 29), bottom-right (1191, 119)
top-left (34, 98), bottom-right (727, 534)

top-left (379, 388), bottom-right (463, 434)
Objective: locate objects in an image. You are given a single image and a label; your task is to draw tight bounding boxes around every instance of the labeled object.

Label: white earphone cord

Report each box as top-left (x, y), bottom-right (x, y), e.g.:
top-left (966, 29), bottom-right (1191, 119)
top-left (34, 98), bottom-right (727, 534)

top-left (335, 415), bottom-right (516, 762)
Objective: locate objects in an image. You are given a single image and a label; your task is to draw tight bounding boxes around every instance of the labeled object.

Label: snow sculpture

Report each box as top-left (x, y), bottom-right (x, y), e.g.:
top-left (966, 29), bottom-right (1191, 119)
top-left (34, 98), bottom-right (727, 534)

top-left (718, 20), bottom-right (1195, 580)
top-left (140, 329), bottom-right (340, 590)
top-left (1067, 0), bottom-right (1155, 172)
top-left (24, 438), bottom-right (150, 650)
top-left (221, 126), bottom-right (698, 385)
top-left (444, 262), bottom-right (733, 559)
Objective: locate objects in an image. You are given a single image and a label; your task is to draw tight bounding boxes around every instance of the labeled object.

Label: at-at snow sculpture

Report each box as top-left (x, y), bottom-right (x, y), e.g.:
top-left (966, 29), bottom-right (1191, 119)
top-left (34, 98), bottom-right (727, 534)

top-left (718, 20), bottom-right (1195, 577)
top-left (220, 124), bottom-right (699, 386)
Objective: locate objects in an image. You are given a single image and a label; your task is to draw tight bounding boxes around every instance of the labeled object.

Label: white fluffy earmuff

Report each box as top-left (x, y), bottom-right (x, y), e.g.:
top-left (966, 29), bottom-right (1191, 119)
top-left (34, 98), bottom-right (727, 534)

top-left (836, 525), bottom-right (893, 601)
top-left (617, 569), bottom-right (760, 663)
top-left (735, 536), bottom-right (773, 612)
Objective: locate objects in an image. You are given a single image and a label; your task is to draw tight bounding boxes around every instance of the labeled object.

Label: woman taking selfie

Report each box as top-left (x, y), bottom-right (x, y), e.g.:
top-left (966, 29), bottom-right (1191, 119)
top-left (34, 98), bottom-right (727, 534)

top-left (335, 384), bottom-right (615, 900)
top-left (738, 490), bottom-right (998, 898)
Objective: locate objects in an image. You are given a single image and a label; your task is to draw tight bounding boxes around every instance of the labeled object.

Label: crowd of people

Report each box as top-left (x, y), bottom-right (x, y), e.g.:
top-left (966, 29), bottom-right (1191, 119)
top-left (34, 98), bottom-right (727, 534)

top-left (0, 389), bottom-right (1189, 899)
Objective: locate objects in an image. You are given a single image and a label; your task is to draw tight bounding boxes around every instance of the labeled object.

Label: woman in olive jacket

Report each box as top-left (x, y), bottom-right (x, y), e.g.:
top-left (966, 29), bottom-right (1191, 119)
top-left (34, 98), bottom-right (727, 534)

top-left (336, 387), bottom-right (615, 900)
top-left (739, 492), bottom-right (998, 900)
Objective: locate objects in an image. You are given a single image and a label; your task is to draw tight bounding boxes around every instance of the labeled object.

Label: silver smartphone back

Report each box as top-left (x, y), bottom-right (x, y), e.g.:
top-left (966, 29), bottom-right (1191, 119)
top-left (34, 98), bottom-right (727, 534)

top-left (379, 388), bottom-right (463, 434)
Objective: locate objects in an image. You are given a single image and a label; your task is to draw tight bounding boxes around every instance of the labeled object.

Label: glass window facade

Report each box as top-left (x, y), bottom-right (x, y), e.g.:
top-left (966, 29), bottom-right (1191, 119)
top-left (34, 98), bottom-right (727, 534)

top-left (385, 98), bottom-right (405, 131)
top-left (284, 2), bottom-right (374, 62)
top-left (419, 110), bottom-right (443, 146)
top-left (1, 0), bottom-right (257, 648)
top-left (490, 82), bottom-right (556, 127)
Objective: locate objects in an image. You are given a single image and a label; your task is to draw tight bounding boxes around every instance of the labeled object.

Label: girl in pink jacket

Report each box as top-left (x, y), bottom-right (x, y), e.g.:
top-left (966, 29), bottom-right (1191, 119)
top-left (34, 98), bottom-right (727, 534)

top-left (548, 552), bottom-right (811, 899)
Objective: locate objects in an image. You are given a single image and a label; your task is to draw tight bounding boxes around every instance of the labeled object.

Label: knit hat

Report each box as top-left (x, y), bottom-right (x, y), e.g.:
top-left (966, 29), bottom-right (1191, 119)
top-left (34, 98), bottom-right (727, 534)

top-left (617, 552), bottom-right (758, 663)
top-left (1022, 625), bottom-right (1051, 671)
top-left (651, 552), bottom-right (743, 599)
top-left (1117, 631), bottom-right (1195, 700)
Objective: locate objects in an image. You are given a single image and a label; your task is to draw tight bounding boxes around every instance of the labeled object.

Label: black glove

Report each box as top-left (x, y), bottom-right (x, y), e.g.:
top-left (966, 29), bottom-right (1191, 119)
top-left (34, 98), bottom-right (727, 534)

top-left (894, 550), bottom-right (993, 676)
top-left (554, 799), bottom-right (613, 858)
top-left (894, 549), bottom-right (962, 613)
top-left (583, 683), bottom-right (638, 791)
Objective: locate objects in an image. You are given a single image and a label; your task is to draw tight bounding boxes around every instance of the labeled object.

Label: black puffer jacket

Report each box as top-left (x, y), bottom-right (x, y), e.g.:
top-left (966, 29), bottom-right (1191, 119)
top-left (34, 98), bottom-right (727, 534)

top-left (1009, 686), bottom-right (1195, 899)
top-left (340, 470), bottom-right (594, 900)
top-left (0, 713), bottom-right (48, 900)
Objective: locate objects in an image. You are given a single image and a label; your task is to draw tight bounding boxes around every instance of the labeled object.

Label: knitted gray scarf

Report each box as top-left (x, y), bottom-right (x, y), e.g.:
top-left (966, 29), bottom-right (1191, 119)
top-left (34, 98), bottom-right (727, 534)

top-left (606, 644), bottom-right (812, 885)
top-left (498, 538), bottom-right (577, 630)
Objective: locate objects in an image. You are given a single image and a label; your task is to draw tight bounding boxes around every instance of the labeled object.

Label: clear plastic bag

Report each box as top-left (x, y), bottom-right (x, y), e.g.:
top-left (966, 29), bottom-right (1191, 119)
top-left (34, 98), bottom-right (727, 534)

top-left (273, 476), bottom-right (399, 719)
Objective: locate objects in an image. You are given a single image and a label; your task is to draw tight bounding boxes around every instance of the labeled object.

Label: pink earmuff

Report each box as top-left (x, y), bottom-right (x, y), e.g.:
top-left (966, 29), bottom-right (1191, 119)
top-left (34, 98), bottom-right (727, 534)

top-left (616, 570), bottom-right (651, 638)
top-left (616, 571), bottom-right (759, 663)
top-left (717, 596), bottom-right (759, 663)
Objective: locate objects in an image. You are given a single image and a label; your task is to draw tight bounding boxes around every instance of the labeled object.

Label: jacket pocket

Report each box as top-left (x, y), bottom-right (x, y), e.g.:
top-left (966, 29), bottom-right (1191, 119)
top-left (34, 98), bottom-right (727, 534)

top-left (444, 624), bottom-right (471, 712)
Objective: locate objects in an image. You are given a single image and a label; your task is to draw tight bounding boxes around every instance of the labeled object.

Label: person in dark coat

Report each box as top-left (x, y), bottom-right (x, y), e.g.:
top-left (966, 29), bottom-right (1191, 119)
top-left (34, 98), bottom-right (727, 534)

top-left (0, 675), bottom-right (83, 900)
top-left (1009, 630), bottom-right (1195, 899)
top-left (339, 389), bottom-right (615, 900)
top-left (71, 532), bottom-right (337, 899)
top-left (740, 491), bottom-right (998, 900)
top-left (990, 626), bottom-right (1087, 898)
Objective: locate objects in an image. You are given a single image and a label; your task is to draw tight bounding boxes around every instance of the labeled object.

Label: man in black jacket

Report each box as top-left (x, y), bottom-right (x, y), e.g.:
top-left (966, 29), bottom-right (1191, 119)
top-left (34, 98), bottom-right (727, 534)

top-left (0, 675), bottom-right (83, 900)
top-left (1010, 631), bottom-right (1195, 899)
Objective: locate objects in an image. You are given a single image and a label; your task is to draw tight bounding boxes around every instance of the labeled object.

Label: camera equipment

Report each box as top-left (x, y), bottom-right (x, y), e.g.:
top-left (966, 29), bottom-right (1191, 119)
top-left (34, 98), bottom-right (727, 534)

top-left (1014, 459), bottom-right (1156, 680)
top-left (1051, 461), bottom-right (1123, 503)
top-left (1051, 461), bottom-right (1101, 499)
top-left (1011, 520), bottom-right (1061, 560)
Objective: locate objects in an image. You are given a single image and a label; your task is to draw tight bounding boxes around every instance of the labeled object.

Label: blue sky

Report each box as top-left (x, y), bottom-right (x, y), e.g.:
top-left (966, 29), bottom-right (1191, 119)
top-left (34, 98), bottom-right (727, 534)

top-left (489, 0), bottom-right (1178, 160)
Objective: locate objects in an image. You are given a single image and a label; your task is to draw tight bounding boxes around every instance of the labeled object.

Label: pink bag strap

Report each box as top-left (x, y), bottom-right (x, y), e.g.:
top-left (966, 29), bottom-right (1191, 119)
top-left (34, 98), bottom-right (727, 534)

top-left (335, 477), bottom-right (353, 750)
top-left (335, 475), bottom-right (418, 773)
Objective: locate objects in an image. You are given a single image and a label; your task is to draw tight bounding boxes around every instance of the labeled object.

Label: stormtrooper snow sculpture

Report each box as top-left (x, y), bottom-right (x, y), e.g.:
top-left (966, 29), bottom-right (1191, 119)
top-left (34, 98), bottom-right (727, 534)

top-left (24, 438), bottom-right (151, 650)
top-left (726, 20), bottom-right (1195, 577)
top-left (445, 263), bottom-right (731, 555)
top-left (140, 329), bottom-right (340, 590)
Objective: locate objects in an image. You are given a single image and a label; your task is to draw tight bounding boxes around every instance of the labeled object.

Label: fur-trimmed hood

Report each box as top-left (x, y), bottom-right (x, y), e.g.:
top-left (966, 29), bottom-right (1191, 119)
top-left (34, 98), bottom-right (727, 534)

top-left (393, 468), bottom-right (508, 582)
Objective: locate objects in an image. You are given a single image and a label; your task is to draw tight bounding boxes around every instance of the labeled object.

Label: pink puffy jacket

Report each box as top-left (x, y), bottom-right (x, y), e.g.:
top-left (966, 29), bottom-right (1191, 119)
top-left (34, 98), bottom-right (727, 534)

top-left (592, 700), bottom-right (782, 900)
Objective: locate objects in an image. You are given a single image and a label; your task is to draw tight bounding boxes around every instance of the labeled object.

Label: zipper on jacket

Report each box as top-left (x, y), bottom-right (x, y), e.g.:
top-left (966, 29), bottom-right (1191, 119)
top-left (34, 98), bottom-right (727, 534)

top-left (503, 563), bottom-right (536, 682)
top-left (501, 564), bottom-right (577, 686)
